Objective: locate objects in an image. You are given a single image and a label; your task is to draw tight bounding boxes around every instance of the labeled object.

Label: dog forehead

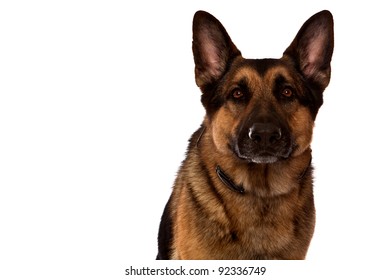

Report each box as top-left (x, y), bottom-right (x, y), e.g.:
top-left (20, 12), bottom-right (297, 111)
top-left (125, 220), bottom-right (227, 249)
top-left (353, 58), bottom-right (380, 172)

top-left (230, 59), bottom-right (295, 89)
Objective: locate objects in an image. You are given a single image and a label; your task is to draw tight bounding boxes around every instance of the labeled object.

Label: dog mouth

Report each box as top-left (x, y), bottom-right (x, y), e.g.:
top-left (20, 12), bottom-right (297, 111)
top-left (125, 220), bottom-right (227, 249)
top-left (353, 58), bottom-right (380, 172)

top-left (233, 145), bottom-right (290, 164)
top-left (237, 152), bottom-right (280, 164)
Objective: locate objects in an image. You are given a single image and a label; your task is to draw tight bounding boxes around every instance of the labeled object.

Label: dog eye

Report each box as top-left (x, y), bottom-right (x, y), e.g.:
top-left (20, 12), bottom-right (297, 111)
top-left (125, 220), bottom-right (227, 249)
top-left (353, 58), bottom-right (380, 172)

top-left (281, 88), bottom-right (293, 98)
top-left (232, 90), bottom-right (244, 99)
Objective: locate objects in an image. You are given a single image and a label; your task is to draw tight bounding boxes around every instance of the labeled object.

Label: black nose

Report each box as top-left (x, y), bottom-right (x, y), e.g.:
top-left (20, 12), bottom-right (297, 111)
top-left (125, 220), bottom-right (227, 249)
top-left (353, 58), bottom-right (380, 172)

top-left (248, 123), bottom-right (282, 146)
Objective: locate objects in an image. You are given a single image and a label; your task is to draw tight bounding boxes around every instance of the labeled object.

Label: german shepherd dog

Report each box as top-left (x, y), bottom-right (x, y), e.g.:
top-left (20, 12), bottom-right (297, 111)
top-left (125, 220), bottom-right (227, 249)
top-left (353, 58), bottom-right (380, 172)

top-left (157, 10), bottom-right (334, 260)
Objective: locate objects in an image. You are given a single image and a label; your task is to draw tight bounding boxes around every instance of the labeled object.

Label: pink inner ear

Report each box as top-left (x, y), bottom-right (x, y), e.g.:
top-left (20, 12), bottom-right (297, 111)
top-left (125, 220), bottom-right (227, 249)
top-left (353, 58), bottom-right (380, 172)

top-left (199, 31), bottom-right (225, 79)
top-left (303, 31), bottom-right (327, 77)
top-left (203, 41), bottom-right (223, 77)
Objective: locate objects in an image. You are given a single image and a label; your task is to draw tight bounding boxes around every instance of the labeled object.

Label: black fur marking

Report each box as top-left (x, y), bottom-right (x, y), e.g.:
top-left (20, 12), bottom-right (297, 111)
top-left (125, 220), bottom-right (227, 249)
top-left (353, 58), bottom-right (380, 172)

top-left (199, 161), bottom-right (225, 205)
top-left (201, 82), bottom-right (225, 116)
top-left (302, 84), bottom-right (324, 119)
top-left (246, 58), bottom-right (281, 76)
top-left (199, 161), bottom-right (236, 233)
top-left (187, 182), bottom-right (210, 218)
top-left (187, 182), bottom-right (230, 234)
top-left (273, 74), bottom-right (294, 97)
top-left (156, 196), bottom-right (173, 260)
top-left (189, 125), bottom-right (206, 149)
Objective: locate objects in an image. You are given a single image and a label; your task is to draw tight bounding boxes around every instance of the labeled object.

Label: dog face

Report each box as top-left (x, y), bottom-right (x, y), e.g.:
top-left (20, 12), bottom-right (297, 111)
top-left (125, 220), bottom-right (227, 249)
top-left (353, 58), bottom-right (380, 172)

top-left (193, 11), bottom-right (333, 164)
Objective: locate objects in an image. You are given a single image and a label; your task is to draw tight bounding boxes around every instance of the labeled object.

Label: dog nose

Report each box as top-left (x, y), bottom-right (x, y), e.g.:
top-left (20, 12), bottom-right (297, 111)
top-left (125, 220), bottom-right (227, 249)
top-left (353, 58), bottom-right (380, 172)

top-left (248, 123), bottom-right (282, 146)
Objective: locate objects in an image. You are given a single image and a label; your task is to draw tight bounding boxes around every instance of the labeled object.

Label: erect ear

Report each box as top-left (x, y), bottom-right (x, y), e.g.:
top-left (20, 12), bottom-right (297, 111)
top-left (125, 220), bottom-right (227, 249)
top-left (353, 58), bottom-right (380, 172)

top-left (283, 10), bottom-right (334, 90)
top-left (192, 11), bottom-right (241, 90)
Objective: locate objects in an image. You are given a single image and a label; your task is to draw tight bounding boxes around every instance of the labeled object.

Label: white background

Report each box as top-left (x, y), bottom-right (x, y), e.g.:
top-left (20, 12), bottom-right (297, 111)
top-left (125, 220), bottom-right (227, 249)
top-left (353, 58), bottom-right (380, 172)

top-left (1, 0), bottom-right (389, 279)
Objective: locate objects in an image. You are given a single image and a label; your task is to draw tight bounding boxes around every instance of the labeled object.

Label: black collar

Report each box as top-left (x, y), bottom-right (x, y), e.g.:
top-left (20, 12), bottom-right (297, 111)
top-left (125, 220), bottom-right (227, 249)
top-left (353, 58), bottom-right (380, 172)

top-left (216, 165), bottom-right (245, 194)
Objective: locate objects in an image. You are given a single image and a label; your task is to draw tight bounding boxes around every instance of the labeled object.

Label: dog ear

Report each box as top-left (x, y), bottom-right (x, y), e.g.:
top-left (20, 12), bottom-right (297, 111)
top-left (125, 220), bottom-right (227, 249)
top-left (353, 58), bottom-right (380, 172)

top-left (192, 11), bottom-right (241, 89)
top-left (283, 10), bottom-right (334, 90)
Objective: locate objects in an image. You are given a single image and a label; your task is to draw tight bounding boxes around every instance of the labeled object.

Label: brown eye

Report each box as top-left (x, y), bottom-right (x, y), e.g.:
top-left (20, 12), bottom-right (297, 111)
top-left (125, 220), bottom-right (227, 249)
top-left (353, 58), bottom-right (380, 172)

top-left (282, 88), bottom-right (293, 97)
top-left (232, 90), bottom-right (244, 99)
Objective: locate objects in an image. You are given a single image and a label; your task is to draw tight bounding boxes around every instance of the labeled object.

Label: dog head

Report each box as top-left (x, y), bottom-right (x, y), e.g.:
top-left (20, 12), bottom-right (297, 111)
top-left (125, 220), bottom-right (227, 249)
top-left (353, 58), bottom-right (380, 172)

top-left (192, 10), bottom-right (334, 164)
